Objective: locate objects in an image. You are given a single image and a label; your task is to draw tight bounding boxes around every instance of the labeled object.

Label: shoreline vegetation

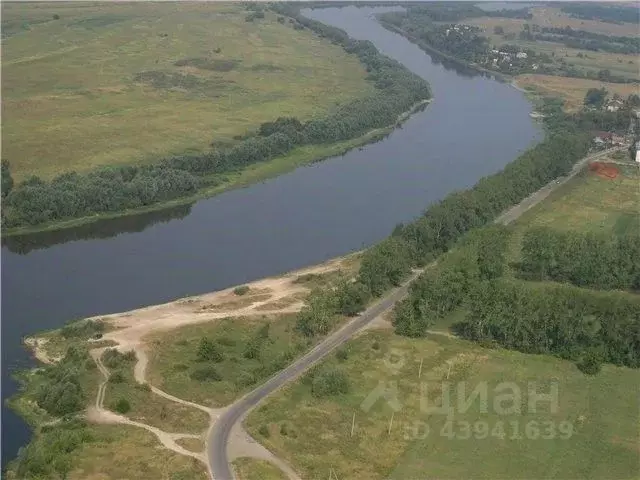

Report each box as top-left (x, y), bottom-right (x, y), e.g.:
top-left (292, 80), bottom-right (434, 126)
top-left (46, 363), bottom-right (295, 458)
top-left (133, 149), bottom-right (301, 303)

top-left (3, 99), bottom-right (430, 238)
top-left (8, 4), bottom-right (638, 480)
top-left (1, 3), bottom-right (431, 238)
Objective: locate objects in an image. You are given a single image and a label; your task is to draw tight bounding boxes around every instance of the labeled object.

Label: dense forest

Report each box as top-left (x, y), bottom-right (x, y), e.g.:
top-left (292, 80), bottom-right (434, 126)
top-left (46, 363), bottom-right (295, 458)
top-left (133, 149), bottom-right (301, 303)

top-left (1, 4), bottom-right (430, 231)
top-left (390, 223), bottom-right (640, 373)
top-left (519, 227), bottom-right (640, 291)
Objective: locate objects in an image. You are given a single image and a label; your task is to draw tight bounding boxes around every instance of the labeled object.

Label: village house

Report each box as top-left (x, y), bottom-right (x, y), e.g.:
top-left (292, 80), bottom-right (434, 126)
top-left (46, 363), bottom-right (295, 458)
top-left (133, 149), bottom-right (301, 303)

top-left (516, 52), bottom-right (528, 59)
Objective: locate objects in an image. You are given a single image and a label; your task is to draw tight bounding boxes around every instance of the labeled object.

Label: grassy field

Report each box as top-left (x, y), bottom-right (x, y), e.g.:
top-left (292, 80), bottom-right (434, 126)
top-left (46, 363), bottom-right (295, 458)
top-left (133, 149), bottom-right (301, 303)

top-left (233, 458), bottom-right (288, 480)
top-left (516, 74), bottom-right (640, 112)
top-left (102, 357), bottom-right (210, 434)
top-left (468, 6), bottom-right (638, 38)
top-left (145, 314), bottom-right (312, 407)
top-left (67, 424), bottom-right (208, 480)
top-left (464, 9), bottom-right (638, 81)
top-left (514, 162), bottom-right (640, 236)
top-left (246, 330), bottom-right (640, 480)
top-left (2, 2), bottom-right (373, 180)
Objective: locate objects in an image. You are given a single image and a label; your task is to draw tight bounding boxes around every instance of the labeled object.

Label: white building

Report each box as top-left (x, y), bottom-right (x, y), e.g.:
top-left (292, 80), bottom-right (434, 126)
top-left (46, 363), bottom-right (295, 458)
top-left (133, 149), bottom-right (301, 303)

top-left (516, 52), bottom-right (528, 59)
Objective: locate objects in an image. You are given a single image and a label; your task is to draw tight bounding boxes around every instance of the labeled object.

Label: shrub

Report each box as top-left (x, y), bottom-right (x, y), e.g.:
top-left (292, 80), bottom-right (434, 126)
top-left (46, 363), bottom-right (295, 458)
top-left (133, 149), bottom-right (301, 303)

top-left (258, 425), bottom-right (270, 437)
top-left (173, 363), bottom-right (189, 372)
top-left (113, 398), bottom-right (131, 414)
top-left (197, 337), bottom-right (224, 362)
top-left (108, 371), bottom-right (125, 384)
top-left (233, 285), bottom-right (250, 296)
top-left (135, 382), bottom-right (152, 392)
top-left (372, 340), bottom-right (380, 350)
top-left (235, 371), bottom-right (256, 387)
top-left (577, 351), bottom-right (602, 375)
top-left (336, 348), bottom-right (349, 362)
top-left (311, 368), bottom-right (350, 398)
top-left (280, 423), bottom-right (289, 436)
top-left (190, 366), bottom-right (221, 382)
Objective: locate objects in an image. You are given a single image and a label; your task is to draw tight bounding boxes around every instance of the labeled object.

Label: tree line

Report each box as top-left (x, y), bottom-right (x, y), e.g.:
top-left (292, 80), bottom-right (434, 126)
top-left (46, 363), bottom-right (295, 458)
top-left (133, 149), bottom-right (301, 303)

top-left (534, 26), bottom-right (639, 55)
top-left (391, 223), bottom-right (640, 373)
top-left (459, 278), bottom-right (640, 371)
top-left (2, 5), bottom-right (431, 231)
top-left (519, 227), bottom-right (640, 291)
top-left (561, 3), bottom-right (639, 25)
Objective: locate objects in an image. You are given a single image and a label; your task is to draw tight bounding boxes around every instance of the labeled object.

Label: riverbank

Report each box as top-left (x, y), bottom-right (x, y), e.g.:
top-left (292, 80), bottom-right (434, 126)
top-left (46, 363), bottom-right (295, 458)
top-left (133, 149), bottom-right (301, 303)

top-left (2, 99), bottom-right (430, 239)
top-left (1, 4), bottom-right (543, 471)
top-left (6, 254), bottom-right (361, 479)
top-left (377, 18), bottom-right (512, 82)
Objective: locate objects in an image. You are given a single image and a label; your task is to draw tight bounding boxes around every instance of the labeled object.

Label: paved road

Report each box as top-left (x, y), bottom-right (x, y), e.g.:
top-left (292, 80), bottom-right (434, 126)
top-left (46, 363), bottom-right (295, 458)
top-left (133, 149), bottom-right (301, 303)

top-left (207, 269), bottom-right (422, 479)
top-left (207, 145), bottom-right (625, 480)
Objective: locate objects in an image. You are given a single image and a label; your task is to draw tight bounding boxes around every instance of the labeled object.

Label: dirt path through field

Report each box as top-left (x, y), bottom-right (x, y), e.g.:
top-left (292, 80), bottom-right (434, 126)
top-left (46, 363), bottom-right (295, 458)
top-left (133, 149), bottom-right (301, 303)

top-left (36, 256), bottom-right (355, 479)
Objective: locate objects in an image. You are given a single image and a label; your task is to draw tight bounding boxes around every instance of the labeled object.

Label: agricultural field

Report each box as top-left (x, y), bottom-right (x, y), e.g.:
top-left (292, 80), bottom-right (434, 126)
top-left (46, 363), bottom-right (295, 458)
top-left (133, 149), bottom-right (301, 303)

top-left (1, 2), bottom-right (373, 180)
top-left (469, 6), bottom-right (638, 39)
top-left (516, 74), bottom-right (640, 112)
top-left (515, 161), bottom-right (640, 236)
top-left (246, 330), bottom-right (640, 480)
top-left (464, 7), bottom-right (638, 81)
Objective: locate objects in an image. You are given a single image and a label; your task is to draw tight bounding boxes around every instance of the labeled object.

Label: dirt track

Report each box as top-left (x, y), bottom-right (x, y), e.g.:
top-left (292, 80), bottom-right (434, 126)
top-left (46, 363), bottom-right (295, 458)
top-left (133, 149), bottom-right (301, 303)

top-left (29, 256), bottom-right (355, 479)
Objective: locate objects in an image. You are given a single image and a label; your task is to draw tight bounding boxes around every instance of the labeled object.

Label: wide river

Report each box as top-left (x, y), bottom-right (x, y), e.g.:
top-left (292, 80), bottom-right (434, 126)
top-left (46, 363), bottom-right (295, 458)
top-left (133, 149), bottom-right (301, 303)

top-left (1, 6), bottom-right (542, 467)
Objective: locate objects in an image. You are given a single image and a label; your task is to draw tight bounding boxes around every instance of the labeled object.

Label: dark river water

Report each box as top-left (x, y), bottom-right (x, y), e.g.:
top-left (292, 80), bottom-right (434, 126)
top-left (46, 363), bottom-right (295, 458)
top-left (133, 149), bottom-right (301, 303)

top-left (1, 6), bottom-right (542, 468)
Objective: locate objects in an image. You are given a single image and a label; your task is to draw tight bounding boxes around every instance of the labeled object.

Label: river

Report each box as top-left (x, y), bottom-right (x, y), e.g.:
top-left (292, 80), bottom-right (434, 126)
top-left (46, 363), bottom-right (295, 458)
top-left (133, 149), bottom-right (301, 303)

top-left (0, 6), bottom-right (543, 468)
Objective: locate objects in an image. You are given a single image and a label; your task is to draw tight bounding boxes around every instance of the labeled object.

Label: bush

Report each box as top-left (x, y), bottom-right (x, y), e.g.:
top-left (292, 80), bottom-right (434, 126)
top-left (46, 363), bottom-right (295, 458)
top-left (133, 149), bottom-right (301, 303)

top-left (173, 363), bottom-right (189, 372)
top-left (135, 382), bottom-right (152, 392)
top-left (258, 425), bottom-right (270, 437)
top-left (372, 340), bottom-right (380, 350)
top-left (102, 348), bottom-right (135, 369)
top-left (112, 398), bottom-right (131, 414)
top-left (577, 351), bottom-right (602, 375)
top-left (190, 366), bottom-right (221, 382)
top-left (336, 348), bottom-right (349, 362)
top-left (233, 285), bottom-right (250, 296)
top-left (311, 368), bottom-right (350, 398)
top-left (235, 371), bottom-right (256, 388)
top-left (108, 371), bottom-right (125, 384)
top-left (196, 337), bottom-right (224, 362)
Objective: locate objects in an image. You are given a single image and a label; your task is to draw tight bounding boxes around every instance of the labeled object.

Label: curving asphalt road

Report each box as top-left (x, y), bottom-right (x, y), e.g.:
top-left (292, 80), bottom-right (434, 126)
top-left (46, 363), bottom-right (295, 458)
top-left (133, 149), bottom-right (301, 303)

top-left (207, 145), bottom-right (625, 480)
top-left (207, 269), bottom-right (422, 480)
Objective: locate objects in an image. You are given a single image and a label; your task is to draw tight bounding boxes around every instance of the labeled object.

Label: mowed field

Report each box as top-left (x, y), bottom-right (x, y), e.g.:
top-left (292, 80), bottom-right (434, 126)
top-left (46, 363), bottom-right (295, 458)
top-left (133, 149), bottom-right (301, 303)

top-left (516, 74), bottom-right (640, 112)
top-left (246, 331), bottom-right (640, 480)
top-left (1, 2), bottom-right (373, 180)
top-left (515, 161), bottom-right (640, 236)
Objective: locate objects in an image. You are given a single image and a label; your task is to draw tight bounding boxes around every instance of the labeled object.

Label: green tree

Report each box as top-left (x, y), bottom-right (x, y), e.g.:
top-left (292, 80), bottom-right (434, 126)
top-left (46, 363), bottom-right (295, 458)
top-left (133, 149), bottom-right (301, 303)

top-left (584, 87), bottom-right (607, 108)
top-left (1, 160), bottom-right (13, 198)
top-left (196, 337), bottom-right (223, 362)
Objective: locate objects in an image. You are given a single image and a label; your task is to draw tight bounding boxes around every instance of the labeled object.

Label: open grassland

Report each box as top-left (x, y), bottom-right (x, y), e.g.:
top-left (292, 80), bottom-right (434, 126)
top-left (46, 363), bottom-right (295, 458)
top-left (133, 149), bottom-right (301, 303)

top-left (233, 458), bottom-right (288, 480)
top-left (145, 314), bottom-right (312, 408)
top-left (515, 163), bottom-right (640, 236)
top-left (67, 424), bottom-right (208, 480)
top-left (2, 2), bottom-right (373, 180)
top-left (246, 330), bottom-right (640, 480)
top-left (102, 361), bottom-right (210, 434)
top-left (516, 74), bottom-right (640, 112)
